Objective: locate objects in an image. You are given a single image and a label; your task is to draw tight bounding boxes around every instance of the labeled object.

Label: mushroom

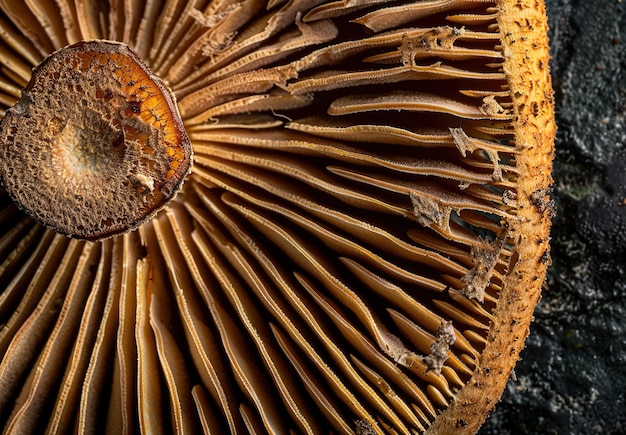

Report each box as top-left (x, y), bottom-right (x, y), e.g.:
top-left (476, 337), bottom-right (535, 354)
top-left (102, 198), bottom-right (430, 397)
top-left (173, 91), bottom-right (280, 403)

top-left (0, 40), bottom-right (192, 240)
top-left (0, 1), bottom-right (554, 434)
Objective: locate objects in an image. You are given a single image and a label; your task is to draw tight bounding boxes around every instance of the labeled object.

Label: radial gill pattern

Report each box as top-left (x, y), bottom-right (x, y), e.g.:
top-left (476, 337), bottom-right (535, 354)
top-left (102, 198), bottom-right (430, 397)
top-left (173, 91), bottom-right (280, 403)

top-left (0, 1), bottom-right (554, 434)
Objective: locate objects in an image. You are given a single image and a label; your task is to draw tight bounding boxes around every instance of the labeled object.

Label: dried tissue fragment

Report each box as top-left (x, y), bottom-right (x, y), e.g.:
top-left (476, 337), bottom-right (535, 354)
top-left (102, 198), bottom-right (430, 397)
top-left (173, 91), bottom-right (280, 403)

top-left (461, 237), bottom-right (505, 302)
top-left (410, 190), bottom-right (450, 228)
top-left (450, 127), bottom-right (503, 182)
top-left (502, 189), bottom-right (517, 206)
top-left (422, 321), bottom-right (456, 374)
top-left (381, 322), bottom-right (454, 376)
top-left (189, 6), bottom-right (237, 28)
top-left (400, 26), bottom-right (465, 66)
top-left (355, 419), bottom-right (377, 435)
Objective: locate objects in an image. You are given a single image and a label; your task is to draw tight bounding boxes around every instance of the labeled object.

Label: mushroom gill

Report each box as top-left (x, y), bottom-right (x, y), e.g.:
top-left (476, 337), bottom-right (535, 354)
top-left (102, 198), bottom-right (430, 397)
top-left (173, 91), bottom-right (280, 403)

top-left (0, 1), bottom-right (554, 434)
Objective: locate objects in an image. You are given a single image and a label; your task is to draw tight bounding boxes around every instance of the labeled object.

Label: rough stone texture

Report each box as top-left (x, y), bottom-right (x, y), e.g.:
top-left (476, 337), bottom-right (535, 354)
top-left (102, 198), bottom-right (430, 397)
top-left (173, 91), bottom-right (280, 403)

top-left (480, 0), bottom-right (626, 434)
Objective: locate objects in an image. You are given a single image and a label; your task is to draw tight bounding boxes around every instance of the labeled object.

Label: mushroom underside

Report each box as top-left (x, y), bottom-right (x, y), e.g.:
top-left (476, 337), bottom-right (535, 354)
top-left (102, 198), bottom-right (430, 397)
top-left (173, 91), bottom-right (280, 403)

top-left (0, 1), bottom-right (554, 434)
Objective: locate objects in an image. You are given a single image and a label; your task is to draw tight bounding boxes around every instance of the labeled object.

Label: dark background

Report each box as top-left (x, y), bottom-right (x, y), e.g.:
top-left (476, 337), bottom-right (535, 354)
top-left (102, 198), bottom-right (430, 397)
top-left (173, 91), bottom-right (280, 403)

top-left (480, 0), bottom-right (626, 434)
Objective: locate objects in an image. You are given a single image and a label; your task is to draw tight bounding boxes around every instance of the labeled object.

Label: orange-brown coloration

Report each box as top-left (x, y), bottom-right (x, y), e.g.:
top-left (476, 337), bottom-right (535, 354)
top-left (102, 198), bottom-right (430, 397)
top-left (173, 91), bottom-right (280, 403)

top-left (0, 40), bottom-right (192, 240)
top-left (425, 0), bottom-right (555, 431)
top-left (0, 1), bottom-right (554, 434)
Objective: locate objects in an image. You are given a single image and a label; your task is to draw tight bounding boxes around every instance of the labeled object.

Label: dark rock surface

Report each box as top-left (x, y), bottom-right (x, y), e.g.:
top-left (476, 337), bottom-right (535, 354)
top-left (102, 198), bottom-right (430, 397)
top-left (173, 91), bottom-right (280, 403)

top-left (480, 0), bottom-right (626, 434)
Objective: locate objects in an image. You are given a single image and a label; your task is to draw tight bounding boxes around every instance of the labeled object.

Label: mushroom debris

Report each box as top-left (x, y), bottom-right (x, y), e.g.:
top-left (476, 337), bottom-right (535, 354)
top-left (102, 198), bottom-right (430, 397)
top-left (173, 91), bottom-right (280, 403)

top-left (0, 1), bottom-right (554, 434)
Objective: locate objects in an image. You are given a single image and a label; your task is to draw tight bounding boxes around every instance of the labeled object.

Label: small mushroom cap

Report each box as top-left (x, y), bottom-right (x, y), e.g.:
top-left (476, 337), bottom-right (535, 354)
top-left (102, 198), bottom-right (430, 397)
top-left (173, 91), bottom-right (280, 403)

top-left (0, 40), bottom-right (192, 240)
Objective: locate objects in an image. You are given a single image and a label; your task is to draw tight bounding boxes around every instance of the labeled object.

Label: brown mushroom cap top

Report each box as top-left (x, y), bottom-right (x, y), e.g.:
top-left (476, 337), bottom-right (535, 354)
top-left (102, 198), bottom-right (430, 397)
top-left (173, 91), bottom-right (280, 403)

top-left (0, 40), bottom-right (192, 240)
top-left (0, 0), bottom-right (554, 434)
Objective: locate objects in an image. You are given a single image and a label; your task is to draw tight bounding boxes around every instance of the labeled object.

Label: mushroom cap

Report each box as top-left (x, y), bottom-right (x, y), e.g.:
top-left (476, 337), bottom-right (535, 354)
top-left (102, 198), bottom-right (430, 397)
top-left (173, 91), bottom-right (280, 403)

top-left (0, 0), bottom-right (554, 434)
top-left (0, 40), bottom-right (192, 240)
